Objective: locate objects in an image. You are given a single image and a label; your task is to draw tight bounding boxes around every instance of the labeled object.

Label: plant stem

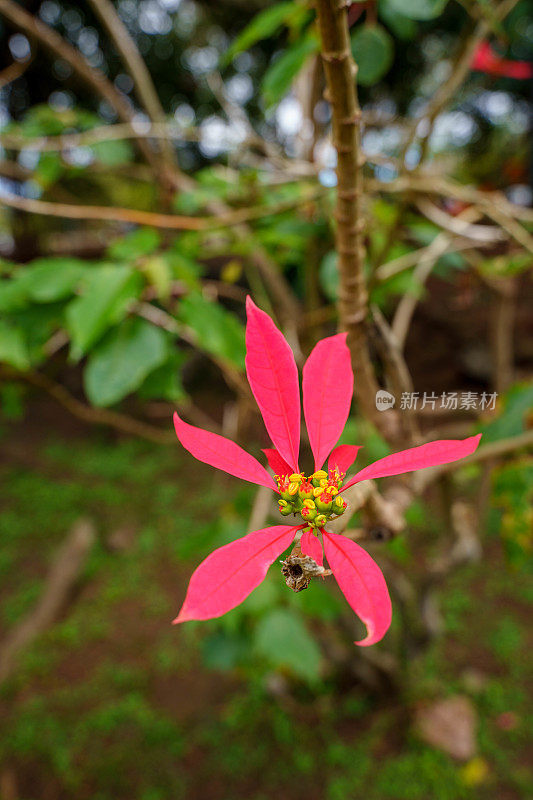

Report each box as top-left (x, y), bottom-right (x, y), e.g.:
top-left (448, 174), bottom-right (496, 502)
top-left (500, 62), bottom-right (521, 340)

top-left (315, 0), bottom-right (398, 440)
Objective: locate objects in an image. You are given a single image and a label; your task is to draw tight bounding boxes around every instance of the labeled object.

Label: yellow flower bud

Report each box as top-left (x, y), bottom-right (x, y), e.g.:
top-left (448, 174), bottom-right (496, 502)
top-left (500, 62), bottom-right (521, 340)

top-left (311, 470), bottom-right (328, 487)
top-left (289, 473), bottom-right (303, 484)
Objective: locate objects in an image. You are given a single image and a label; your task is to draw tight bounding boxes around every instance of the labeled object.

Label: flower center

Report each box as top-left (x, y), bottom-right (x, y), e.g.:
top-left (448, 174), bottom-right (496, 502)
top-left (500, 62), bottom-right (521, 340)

top-left (276, 469), bottom-right (348, 528)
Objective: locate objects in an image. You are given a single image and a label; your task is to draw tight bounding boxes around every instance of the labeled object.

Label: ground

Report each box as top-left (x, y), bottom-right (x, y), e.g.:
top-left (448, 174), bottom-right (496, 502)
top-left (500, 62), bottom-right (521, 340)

top-left (0, 400), bottom-right (531, 800)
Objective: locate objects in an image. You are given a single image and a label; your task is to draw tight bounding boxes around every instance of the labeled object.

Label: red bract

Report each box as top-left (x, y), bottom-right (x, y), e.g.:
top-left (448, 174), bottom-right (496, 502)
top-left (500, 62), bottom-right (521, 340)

top-left (173, 296), bottom-right (482, 646)
top-left (471, 41), bottom-right (533, 80)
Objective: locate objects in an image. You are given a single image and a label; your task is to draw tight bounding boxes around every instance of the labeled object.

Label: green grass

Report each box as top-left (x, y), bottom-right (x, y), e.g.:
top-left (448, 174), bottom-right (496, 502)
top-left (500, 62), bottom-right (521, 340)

top-left (0, 431), bottom-right (531, 799)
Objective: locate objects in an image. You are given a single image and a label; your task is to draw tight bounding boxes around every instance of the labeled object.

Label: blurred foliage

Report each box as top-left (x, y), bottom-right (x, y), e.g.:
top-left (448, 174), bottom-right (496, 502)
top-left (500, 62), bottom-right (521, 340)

top-left (0, 1), bottom-right (532, 794)
top-left (0, 0), bottom-right (531, 413)
top-left (0, 433), bottom-right (531, 798)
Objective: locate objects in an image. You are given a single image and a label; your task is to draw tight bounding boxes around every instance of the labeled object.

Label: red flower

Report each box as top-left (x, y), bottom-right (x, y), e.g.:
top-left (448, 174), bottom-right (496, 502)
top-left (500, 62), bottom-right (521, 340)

top-left (172, 297), bottom-right (481, 646)
top-left (471, 41), bottom-right (532, 80)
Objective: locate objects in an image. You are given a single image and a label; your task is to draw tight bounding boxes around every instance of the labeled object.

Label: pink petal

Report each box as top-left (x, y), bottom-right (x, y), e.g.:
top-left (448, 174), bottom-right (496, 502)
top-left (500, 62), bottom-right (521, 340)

top-left (323, 532), bottom-right (392, 646)
top-left (471, 41), bottom-right (533, 79)
top-left (300, 529), bottom-right (323, 566)
top-left (245, 296), bottom-right (300, 472)
top-left (328, 444), bottom-right (361, 476)
top-left (342, 434), bottom-right (482, 490)
top-left (303, 333), bottom-right (354, 472)
top-left (173, 411), bottom-right (277, 491)
top-left (174, 525), bottom-right (299, 622)
top-left (262, 448), bottom-right (292, 478)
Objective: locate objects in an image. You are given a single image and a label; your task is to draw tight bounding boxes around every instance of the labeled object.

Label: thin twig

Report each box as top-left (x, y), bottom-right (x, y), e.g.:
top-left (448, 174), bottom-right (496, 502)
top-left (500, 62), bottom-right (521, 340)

top-left (3, 367), bottom-right (176, 444)
top-left (0, 0), bottom-right (165, 184)
top-left (391, 207), bottom-right (481, 349)
top-left (400, 0), bottom-right (520, 161)
top-left (0, 187), bottom-right (323, 231)
top-left (135, 303), bottom-right (251, 402)
top-left (486, 276), bottom-right (517, 394)
top-left (368, 173), bottom-right (533, 224)
top-left (415, 198), bottom-right (506, 243)
top-left (0, 54), bottom-right (33, 88)
top-left (87, 0), bottom-right (177, 171)
top-left (0, 122), bottom-right (199, 151)
top-left (375, 238), bottom-right (479, 283)
top-left (247, 485), bottom-right (275, 532)
top-left (0, 519), bottom-right (95, 684)
top-left (371, 304), bottom-right (421, 443)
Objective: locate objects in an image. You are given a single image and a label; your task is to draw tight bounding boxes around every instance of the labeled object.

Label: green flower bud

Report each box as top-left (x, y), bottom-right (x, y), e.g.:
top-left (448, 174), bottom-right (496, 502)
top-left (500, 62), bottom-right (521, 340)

top-left (332, 496), bottom-right (347, 516)
top-left (315, 491), bottom-right (333, 512)
top-left (315, 514), bottom-right (327, 528)
top-left (278, 499), bottom-right (293, 517)
top-left (301, 498), bottom-right (317, 522)
top-left (298, 479), bottom-right (314, 501)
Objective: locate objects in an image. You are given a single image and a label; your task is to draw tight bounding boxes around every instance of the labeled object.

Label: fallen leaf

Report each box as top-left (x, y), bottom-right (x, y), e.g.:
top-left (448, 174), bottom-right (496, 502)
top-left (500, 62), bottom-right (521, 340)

top-left (415, 695), bottom-right (477, 761)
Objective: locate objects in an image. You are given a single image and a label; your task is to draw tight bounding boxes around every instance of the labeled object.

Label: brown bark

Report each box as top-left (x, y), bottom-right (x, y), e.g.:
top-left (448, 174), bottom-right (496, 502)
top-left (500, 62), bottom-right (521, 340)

top-left (315, 0), bottom-right (398, 441)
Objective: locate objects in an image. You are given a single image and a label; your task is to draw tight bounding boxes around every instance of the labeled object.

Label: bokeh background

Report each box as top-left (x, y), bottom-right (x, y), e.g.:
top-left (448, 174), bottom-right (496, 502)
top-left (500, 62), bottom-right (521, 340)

top-left (0, 1), bottom-right (532, 798)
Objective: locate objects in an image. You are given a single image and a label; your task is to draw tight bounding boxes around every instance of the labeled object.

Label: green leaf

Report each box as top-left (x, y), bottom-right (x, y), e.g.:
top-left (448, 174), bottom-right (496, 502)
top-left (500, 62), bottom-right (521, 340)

top-left (107, 228), bottom-right (161, 261)
top-left (65, 265), bottom-right (144, 358)
top-left (202, 631), bottom-right (247, 671)
top-left (477, 253), bottom-right (532, 279)
top-left (90, 138), bottom-right (134, 166)
top-left (407, 219), bottom-right (440, 245)
top-left (387, 0), bottom-right (448, 21)
top-left (141, 255), bottom-right (173, 300)
top-left (479, 383), bottom-right (533, 444)
top-left (222, 1), bottom-right (298, 64)
top-left (492, 457), bottom-right (533, 568)
top-left (0, 321), bottom-right (30, 370)
top-left (0, 279), bottom-right (29, 312)
top-left (261, 33), bottom-right (319, 109)
top-left (379, 0), bottom-right (418, 39)
top-left (177, 293), bottom-right (246, 368)
top-left (371, 268), bottom-right (424, 309)
top-left (254, 608), bottom-right (322, 682)
top-left (351, 24), bottom-right (394, 87)
top-left (291, 581), bottom-right (345, 621)
top-left (35, 152), bottom-right (64, 188)
top-left (9, 303), bottom-right (65, 366)
top-left (137, 350), bottom-right (187, 402)
top-left (84, 317), bottom-right (168, 407)
top-left (167, 252), bottom-right (202, 288)
top-left (15, 258), bottom-right (87, 303)
top-left (319, 251), bottom-right (339, 301)
top-left (0, 381), bottom-right (25, 419)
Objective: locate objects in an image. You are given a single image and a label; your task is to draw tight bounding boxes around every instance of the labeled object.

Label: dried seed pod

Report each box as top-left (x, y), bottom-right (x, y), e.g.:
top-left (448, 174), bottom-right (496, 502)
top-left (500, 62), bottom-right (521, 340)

top-left (280, 544), bottom-right (331, 592)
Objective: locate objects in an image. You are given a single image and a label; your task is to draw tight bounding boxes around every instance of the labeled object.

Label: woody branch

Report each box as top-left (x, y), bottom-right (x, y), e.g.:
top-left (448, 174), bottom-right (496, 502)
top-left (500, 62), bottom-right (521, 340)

top-left (315, 0), bottom-right (399, 443)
